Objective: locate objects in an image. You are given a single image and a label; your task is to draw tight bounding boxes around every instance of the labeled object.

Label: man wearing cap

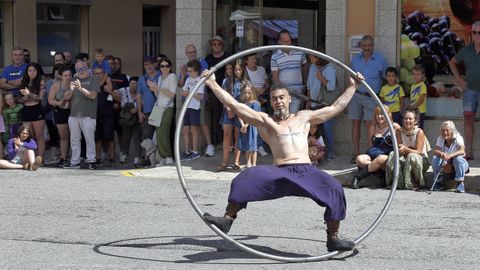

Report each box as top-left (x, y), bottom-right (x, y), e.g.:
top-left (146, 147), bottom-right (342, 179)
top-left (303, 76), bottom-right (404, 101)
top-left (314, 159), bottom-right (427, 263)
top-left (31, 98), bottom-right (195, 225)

top-left (349, 35), bottom-right (387, 163)
top-left (271, 29), bottom-right (308, 113)
top-left (136, 56), bottom-right (161, 166)
top-left (205, 36), bottom-right (230, 146)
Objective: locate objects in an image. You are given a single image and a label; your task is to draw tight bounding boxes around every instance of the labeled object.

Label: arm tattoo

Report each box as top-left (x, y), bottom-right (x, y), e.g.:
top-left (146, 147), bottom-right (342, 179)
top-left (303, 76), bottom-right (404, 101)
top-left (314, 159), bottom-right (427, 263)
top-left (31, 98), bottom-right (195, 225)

top-left (332, 84), bottom-right (356, 114)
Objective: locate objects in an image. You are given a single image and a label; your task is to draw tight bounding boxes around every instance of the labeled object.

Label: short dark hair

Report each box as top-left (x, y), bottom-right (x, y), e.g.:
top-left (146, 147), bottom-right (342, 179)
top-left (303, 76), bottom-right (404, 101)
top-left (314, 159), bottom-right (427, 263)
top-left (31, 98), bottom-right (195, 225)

top-left (55, 64), bottom-right (70, 76)
top-left (412, 64), bottom-right (425, 74)
top-left (386, 66), bottom-right (398, 76)
top-left (244, 53), bottom-right (257, 62)
top-left (186, 59), bottom-right (201, 73)
top-left (75, 52), bottom-right (89, 61)
top-left (129, 76), bottom-right (139, 82)
top-left (277, 29), bottom-right (291, 40)
top-left (54, 52), bottom-right (65, 60)
top-left (270, 83), bottom-right (289, 94)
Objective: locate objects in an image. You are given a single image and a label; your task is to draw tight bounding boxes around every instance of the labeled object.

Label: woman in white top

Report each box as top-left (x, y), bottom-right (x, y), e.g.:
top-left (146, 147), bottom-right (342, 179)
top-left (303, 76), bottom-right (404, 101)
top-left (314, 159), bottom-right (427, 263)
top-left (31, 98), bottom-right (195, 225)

top-left (146, 58), bottom-right (176, 166)
top-left (431, 121), bottom-right (468, 193)
top-left (386, 109), bottom-right (431, 190)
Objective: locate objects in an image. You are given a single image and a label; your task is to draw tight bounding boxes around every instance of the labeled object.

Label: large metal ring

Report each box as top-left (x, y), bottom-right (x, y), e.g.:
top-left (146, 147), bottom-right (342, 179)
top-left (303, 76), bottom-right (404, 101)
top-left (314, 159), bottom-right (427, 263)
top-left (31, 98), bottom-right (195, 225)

top-left (174, 45), bottom-right (400, 262)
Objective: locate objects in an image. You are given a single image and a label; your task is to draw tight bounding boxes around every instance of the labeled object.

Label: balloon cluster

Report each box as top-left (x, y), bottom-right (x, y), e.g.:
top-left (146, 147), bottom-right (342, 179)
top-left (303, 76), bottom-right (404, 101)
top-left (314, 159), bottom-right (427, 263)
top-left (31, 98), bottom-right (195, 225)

top-left (400, 10), bottom-right (466, 83)
top-left (400, 34), bottom-right (418, 84)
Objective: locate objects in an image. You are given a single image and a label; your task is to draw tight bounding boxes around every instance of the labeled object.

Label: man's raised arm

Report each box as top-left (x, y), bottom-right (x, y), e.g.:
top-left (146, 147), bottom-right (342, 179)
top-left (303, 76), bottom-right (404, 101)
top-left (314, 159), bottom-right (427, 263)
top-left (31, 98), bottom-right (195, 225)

top-left (202, 70), bottom-right (267, 126)
top-left (309, 73), bottom-right (363, 125)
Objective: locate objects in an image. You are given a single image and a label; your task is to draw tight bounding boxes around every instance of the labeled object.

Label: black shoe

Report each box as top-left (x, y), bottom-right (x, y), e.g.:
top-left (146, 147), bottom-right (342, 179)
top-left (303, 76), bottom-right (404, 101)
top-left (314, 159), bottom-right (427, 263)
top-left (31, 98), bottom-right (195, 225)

top-left (203, 213), bottom-right (233, 234)
top-left (326, 238), bottom-right (355, 252)
top-left (57, 159), bottom-right (68, 168)
top-left (134, 158), bottom-right (150, 168)
top-left (350, 176), bottom-right (360, 189)
top-left (87, 162), bottom-right (97, 170)
top-left (63, 162), bottom-right (80, 169)
top-left (95, 159), bottom-right (103, 167)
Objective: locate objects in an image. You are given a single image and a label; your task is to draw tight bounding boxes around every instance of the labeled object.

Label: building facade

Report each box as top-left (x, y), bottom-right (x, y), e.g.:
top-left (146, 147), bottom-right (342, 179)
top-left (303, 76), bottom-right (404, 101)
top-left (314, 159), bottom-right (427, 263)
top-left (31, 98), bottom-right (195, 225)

top-left (0, 0), bottom-right (398, 78)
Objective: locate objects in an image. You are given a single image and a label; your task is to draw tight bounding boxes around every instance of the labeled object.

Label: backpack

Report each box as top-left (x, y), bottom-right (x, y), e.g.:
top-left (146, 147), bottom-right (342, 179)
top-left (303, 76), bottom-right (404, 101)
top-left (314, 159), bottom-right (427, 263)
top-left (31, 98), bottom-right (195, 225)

top-left (119, 102), bottom-right (137, 127)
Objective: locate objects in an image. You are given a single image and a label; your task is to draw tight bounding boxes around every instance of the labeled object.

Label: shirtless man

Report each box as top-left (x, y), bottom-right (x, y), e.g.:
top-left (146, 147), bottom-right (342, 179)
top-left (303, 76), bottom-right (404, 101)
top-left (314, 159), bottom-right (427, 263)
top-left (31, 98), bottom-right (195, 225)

top-left (201, 69), bottom-right (362, 252)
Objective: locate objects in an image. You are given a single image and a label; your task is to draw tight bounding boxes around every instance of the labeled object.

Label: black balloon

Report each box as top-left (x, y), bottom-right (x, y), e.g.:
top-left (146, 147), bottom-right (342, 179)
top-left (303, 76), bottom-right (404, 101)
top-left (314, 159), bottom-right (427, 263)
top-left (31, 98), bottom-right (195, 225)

top-left (402, 9), bottom-right (467, 76)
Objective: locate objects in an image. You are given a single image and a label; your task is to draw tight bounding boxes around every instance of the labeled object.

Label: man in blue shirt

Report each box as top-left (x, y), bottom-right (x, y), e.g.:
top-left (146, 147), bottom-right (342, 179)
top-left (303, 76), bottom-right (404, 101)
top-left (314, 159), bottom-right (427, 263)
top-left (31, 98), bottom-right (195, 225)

top-left (349, 35), bottom-right (387, 163)
top-left (137, 56), bottom-right (161, 143)
top-left (0, 47), bottom-right (28, 97)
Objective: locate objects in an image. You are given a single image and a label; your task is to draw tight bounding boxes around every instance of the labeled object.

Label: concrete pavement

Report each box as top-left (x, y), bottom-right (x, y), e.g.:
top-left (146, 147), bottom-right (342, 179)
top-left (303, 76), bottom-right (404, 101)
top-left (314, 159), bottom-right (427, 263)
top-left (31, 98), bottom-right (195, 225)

top-left (0, 157), bottom-right (479, 269)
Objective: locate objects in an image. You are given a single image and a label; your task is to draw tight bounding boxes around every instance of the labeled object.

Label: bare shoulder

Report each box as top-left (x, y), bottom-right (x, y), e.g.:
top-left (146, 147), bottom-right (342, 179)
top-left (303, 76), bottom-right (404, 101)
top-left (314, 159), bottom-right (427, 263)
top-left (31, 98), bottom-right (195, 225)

top-left (303, 106), bottom-right (335, 125)
top-left (292, 110), bottom-right (313, 125)
top-left (417, 128), bottom-right (425, 136)
top-left (295, 110), bottom-right (314, 119)
top-left (393, 122), bottom-right (401, 130)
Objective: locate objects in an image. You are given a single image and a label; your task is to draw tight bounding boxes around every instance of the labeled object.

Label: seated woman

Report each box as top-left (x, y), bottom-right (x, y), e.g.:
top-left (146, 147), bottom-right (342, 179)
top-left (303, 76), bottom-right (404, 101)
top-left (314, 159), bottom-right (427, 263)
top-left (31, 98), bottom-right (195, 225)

top-left (0, 124), bottom-right (43, 171)
top-left (386, 109), bottom-right (431, 190)
top-left (351, 105), bottom-right (400, 189)
top-left (431, 121), bottom-right (469, 193)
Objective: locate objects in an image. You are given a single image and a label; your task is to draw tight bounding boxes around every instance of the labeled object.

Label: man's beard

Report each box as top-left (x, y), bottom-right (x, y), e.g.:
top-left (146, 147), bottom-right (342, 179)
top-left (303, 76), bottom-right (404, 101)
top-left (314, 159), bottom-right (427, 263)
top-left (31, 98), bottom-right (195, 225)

top-left (273, 108), bottom-right (290, 120)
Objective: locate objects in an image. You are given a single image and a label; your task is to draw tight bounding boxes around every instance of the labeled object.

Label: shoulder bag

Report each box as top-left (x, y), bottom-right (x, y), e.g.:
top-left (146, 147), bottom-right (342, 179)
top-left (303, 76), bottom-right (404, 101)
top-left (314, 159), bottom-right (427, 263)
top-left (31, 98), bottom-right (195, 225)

top-left (148, 76), bottom-right (174, 127)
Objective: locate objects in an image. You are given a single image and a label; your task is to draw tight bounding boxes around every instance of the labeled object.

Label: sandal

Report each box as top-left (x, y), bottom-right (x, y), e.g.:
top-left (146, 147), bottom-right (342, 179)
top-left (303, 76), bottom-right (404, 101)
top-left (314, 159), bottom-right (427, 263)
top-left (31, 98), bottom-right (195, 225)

top-left (217, 161), bottom-right (228, 172)
top-left (232, 164), bottom-right (241, 172)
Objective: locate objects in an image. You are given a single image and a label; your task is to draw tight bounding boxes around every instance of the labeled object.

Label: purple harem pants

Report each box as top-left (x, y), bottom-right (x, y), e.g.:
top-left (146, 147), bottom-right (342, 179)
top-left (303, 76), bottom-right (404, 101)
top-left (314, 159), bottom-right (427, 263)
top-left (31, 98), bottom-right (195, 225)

top-left (228, 163), bottom-right (347, 222)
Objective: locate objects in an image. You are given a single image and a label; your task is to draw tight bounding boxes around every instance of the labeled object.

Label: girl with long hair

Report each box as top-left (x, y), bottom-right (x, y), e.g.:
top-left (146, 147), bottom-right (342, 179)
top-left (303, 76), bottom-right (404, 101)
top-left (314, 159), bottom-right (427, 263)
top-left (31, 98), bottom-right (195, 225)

top-left (0, 124), bottom-right (42, 170)
top-left (18, 62), bottom-right (47, 159)
top-left (236, 82), bottom-right (261, 168)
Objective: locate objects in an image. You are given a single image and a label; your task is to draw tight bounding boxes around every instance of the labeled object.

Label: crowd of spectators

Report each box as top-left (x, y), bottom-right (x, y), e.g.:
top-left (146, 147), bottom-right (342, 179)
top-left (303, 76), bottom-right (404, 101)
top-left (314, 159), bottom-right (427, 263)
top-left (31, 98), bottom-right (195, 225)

top-left (0, 25), bottom-right (475, 192)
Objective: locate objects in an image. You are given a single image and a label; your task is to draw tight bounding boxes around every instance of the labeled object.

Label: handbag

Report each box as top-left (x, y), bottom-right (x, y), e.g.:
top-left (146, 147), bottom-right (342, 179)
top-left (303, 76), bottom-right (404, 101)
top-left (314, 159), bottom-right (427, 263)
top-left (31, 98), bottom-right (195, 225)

top-left (148, 105), bottom-right (167, 127)
top-left (119, 102), bottom-right (137, 127)
top-left (317, 64), bottom-right (341, 106)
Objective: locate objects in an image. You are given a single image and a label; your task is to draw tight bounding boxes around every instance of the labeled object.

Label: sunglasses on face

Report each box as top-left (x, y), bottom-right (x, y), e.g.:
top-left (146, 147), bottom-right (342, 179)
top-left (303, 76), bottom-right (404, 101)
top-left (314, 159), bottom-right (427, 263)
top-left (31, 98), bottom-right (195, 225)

top-left (75, 67), bottom-right (88, 73)
top-left (473, 31), bottom-right (480, 35)
top-left (160, 64), bottom-right (170, 68)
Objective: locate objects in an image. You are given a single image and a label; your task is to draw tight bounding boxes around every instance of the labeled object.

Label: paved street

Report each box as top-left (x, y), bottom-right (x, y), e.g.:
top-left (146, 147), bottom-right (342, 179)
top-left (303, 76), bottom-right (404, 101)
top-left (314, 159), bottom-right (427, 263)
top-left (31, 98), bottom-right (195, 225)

top-left (1, 162), bottom-right (479, 269)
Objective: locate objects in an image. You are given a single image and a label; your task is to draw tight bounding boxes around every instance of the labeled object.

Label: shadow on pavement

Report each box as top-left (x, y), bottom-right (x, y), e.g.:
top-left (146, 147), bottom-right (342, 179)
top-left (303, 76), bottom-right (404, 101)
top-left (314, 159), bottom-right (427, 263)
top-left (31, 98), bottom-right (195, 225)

top-left (93, 234), bottom-right (358, 265)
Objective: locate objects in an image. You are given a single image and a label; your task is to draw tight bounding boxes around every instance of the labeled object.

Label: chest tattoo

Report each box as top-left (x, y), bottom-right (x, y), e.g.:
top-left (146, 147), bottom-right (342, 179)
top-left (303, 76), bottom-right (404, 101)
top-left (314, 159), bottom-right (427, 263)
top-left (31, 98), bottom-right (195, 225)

top-left (278, 125), bottom-right (304, 145)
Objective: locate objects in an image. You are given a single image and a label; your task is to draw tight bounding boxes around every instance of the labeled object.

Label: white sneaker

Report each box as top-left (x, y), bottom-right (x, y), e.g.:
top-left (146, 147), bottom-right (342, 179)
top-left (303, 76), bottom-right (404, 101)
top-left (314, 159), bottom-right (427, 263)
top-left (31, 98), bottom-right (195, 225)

top-left (155, 157), bottom-right (174, 167)
top-left (133, 157), bottom-right (140, 165)
top-left (257, 146), bottom-right (268, 157)
top-left (164, 157), bottom-right (174, 165)
top-left (155, 158), bottom-right (166, 167)
top-left (119, 152), bottom-right (127, 163)
top-left (205, 144), bottom-right (215, 157)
